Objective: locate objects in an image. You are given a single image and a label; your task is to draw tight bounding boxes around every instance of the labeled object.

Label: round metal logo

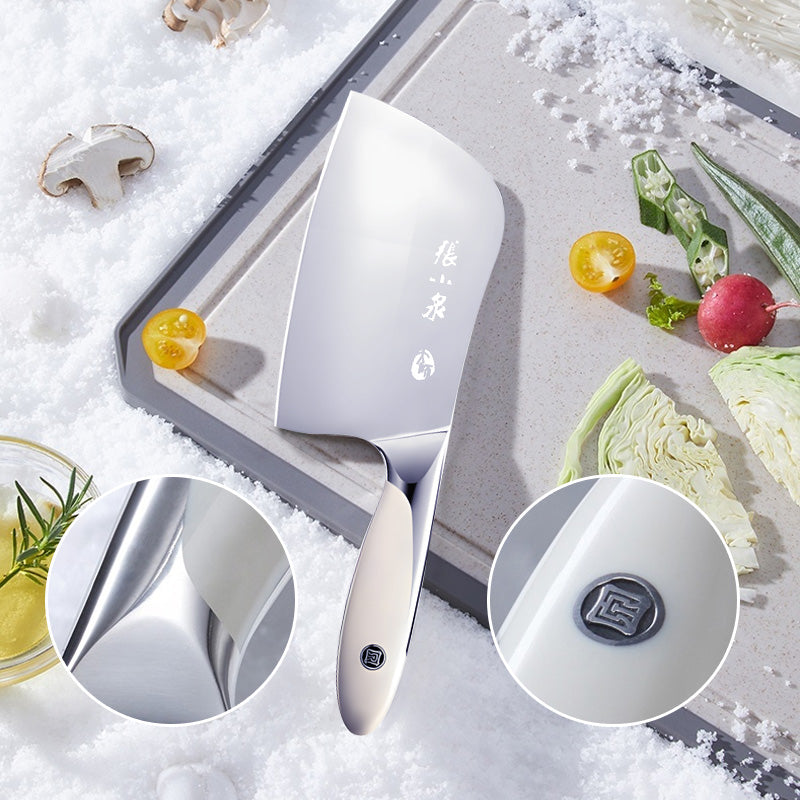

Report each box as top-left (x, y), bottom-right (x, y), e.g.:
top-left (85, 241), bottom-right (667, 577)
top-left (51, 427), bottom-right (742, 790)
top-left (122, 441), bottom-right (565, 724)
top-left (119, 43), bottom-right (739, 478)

top-left (360, 644), bottom-right (386, 670)
top-left (574, 574), bottom-right (664, 646)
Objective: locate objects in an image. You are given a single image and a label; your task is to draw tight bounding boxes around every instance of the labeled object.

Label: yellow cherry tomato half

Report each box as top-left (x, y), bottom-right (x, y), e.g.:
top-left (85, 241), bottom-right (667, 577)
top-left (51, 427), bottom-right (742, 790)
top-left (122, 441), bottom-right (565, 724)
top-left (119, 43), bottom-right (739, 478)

top-left (569, 231), bottom-right (636, 292)
top-left (142, 308), bottom-right (207, 370)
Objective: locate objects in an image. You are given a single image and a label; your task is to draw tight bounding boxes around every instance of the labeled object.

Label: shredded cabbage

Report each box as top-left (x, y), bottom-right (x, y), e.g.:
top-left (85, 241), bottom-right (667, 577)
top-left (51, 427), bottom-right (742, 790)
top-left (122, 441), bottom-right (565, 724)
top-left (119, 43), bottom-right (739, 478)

top-left (710, 345), bottom-right (800, 507)
top-left (559, 358), bottom-right (758, 574)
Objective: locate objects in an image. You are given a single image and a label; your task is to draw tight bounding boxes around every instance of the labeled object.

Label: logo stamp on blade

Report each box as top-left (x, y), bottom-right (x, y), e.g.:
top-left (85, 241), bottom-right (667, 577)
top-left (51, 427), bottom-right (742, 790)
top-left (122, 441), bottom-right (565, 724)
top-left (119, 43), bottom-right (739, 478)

top-left (360, 644), bottom-right (386, 670)
top-left (574, 574), bottom-right (664, 645)
top-left (411, 349), bottom-right (436, 381)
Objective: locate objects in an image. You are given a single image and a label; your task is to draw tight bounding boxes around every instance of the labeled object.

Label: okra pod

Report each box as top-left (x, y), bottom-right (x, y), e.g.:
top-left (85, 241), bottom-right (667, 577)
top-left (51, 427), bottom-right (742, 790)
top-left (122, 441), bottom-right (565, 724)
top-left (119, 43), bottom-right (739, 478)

top-left (692, 142), bottom-right (800, 299)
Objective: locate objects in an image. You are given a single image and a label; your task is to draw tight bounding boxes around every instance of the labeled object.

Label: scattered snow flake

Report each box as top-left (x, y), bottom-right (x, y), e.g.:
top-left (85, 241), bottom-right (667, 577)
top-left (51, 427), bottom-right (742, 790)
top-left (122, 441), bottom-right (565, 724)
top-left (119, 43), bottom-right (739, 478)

top-left (567, 117), bottom-right (596, 149)
top-left (695, 729), bottom-right (718, 758)
top-left (508, 29), bottom-right (529, 56)
top-left (532, 88), bottom-right (549, 105)
top-left (756, 719), bottom-right (781, 750)
top-left (734, 702), bottom-right (751, 719)
top-left (697, 729), bottom-right (718, 745)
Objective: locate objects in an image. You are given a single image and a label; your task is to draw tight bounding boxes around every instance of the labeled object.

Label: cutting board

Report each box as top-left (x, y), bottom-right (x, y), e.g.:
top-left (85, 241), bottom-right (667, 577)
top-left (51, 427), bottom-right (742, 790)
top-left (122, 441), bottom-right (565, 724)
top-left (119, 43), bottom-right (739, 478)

top-left (118, 0), bottom-right (800, 782)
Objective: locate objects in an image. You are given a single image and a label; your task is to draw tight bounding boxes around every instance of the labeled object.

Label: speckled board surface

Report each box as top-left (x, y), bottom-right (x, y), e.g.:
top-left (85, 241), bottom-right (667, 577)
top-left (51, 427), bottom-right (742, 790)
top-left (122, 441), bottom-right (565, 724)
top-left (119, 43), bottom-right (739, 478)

top-left (149, 0), bottom-right (800, 773)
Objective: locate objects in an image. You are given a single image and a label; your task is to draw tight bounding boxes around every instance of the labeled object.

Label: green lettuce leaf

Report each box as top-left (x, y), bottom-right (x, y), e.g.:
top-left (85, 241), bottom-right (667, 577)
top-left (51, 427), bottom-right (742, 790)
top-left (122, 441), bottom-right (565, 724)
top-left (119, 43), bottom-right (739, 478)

top-left (710, 345), bottom-right (800, 506)
top-left (559, 358), bottom-right (758, 574)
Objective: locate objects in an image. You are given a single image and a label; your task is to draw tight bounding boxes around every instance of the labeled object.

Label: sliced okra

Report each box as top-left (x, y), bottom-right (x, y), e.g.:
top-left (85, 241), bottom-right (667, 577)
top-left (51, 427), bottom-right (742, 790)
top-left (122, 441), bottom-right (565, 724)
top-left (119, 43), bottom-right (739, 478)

top-left (687, 218), bottom-right (729, 293)
top-left (665, 183), bottom-right (708, 250)
top-left (632, 150), bottom-right (675, 234)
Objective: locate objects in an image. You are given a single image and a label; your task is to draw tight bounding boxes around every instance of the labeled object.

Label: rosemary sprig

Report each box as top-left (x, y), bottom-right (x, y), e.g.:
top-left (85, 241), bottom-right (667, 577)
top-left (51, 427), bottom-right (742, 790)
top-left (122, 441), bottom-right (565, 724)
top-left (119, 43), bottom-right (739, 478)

top-left (0, 469), bottom-right (93, 590)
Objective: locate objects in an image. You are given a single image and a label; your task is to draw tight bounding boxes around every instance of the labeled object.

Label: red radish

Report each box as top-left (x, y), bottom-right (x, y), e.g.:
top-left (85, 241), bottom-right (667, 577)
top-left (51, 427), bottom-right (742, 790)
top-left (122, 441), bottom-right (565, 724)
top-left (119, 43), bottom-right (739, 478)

top-left (697, 274), bottom-right (799, 352)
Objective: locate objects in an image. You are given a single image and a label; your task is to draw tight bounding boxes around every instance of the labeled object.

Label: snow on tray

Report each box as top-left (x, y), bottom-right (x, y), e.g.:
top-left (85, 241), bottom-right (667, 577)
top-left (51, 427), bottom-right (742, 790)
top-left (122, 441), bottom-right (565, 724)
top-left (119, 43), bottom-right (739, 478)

top-left (503, 0), bottom-right (727, 136)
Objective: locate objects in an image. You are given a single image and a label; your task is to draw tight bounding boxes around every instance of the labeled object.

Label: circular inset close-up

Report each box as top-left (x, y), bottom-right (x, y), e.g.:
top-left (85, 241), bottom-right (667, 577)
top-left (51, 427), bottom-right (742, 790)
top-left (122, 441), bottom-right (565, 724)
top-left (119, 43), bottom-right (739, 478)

top-left (46, 475), bottom-right (295, 725)
top-left (488, 475), bottom-right (739, 726)
top-left (0, 436), bottom-right (98, 687)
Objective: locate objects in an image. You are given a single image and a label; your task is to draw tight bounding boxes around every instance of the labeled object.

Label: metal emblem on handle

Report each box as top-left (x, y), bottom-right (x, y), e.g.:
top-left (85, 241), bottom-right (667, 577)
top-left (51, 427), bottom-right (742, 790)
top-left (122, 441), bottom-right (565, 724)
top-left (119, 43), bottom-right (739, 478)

top-left (360, 644), bottom-right (386, 670)
top-left (574, 574), bottom-right (664, 645)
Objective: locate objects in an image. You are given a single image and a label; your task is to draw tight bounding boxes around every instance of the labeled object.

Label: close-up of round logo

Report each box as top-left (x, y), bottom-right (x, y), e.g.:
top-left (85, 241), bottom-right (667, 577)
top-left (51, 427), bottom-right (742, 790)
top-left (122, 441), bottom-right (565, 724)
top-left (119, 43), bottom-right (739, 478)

top-left (360, 644), bottom-right (386, 670)
top-left (487, 476), bottom-right (739, 726)
top-left (574, 573), bottom-right (664, 646)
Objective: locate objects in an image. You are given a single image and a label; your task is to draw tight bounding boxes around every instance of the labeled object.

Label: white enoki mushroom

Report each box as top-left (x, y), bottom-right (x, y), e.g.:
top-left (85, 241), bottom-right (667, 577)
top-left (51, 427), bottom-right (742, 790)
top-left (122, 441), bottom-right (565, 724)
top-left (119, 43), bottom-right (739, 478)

top-left (163, 0), bottom-right (271, 48)
top-left (684, 0), bottom-right (800, 64)
top-left (38, 124), bottom-right (155, 209)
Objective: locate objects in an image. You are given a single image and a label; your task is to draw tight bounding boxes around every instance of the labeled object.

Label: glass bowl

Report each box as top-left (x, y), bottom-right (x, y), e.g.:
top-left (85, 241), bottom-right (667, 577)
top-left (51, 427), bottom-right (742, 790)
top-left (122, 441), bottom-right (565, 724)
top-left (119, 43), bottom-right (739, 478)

top-left (0, 436), bottom-right (98, 687)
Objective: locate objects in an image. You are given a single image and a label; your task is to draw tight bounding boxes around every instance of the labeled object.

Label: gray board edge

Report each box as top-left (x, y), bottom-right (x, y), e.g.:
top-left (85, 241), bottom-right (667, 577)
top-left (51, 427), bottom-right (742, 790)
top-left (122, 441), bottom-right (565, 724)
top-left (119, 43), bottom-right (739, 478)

top-left (114, 0), bottom-right (800, 792)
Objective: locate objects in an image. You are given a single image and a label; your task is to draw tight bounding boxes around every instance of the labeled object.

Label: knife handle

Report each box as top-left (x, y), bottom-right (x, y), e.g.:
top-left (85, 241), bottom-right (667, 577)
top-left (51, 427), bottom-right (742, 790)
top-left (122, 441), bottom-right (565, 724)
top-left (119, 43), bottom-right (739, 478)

top-left (337, 431), bottom-right (448, 735)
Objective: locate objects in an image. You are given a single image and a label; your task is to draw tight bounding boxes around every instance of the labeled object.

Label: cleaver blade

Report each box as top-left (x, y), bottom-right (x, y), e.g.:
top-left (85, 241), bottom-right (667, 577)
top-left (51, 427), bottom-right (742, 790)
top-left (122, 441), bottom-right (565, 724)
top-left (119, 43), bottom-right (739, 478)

top-left (276, 92), bottom-right (504, 735)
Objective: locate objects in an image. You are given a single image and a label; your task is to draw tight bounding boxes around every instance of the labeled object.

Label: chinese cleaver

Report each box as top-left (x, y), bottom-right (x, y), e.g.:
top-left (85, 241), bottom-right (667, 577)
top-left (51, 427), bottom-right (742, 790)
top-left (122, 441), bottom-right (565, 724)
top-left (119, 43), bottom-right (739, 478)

top-left (276, 92), bottom-right (504, 734)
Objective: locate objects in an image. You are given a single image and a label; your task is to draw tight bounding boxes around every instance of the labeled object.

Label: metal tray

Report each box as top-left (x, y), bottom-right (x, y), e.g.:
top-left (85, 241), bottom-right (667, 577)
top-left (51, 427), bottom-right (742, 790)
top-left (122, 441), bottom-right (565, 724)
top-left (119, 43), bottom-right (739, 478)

top-left (116, 0), bottom-right (800, 791)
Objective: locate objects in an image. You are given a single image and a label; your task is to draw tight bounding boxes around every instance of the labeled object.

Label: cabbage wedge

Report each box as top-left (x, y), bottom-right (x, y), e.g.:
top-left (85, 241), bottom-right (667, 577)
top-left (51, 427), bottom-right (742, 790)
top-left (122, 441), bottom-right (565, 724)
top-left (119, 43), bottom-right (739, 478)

top-left (559, 358), bottom-right (758, 574)
top-left (710, 346), bottom-right (800, 507)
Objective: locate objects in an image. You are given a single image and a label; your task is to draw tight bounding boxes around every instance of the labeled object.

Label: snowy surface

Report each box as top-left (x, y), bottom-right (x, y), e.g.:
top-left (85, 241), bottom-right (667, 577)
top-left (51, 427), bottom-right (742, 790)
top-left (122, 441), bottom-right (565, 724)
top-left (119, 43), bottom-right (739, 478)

top-left (503, 0), bottom-right (734, 137)
top-left (0, 1), bottom-right (767, 797)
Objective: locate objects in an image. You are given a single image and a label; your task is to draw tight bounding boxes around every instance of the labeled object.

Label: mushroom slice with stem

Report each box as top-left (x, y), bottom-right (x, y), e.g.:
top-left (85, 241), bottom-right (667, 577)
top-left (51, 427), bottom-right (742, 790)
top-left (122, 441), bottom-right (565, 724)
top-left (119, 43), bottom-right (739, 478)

top-left (164, 0), bottom-right (227, 46)
top-left (163, 0), bottom-right (271, 47)
top-left (221, 0), bottom-right (271, 40)
top-left (38, 124), bottom-right (155, 209)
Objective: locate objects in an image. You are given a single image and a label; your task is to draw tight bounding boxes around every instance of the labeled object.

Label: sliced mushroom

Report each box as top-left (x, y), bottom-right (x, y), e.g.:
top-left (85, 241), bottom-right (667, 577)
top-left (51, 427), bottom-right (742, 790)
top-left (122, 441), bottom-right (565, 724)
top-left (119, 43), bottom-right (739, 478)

top-left (163, 0), bottom-right (270, 47)
top-left (164, 0), bottom-right (226, 46)
top-left (38, 124), bottom-right (155, 209)
top-left (221, 0), bottom-right (270, 40)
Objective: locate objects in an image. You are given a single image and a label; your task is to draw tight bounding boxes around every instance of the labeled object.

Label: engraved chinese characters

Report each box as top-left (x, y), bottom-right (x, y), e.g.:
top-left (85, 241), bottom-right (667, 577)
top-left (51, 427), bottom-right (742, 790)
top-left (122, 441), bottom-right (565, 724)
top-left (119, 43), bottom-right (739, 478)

top-left (423, 239), bottom-right (458, 321)
top-left (414, 240), bottom-right (459, 380)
